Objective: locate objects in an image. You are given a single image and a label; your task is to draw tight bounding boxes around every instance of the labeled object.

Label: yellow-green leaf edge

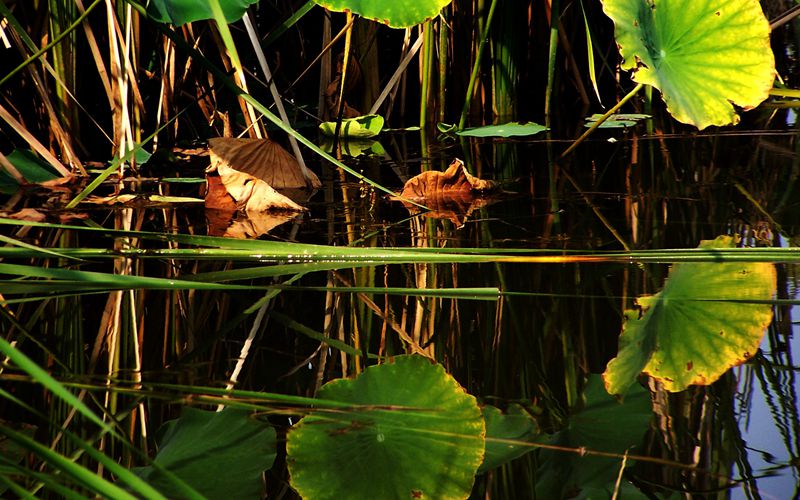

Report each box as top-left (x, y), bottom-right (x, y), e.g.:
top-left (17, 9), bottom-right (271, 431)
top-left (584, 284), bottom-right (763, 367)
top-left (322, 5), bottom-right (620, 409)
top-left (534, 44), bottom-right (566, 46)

top-left (312, 0), bottom-right (453, 28)
top-left (604, 236), bottom-right (777, 394)
top-left (600, 0), bottom-right (775, 129)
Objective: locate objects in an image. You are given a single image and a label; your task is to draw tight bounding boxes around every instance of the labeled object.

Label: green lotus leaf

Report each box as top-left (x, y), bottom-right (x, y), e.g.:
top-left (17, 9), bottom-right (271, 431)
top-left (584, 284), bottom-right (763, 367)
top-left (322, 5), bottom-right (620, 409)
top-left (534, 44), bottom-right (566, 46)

top-left (600, 0), bottom-right (775, 129)
top-left (312, 0), bottom-right (453, 28)
top-left (134, 408), bottom-right (276, 498)
top-left (604, 236), bottom-right (777, 395)
top-left (456, 122), bottom-right (548, 138)
top-left (287, 355), bottom-right (485, 500)
top-left (318, 114), bottom-right (384, 138)
top-left (535, 375), bottom-right (651, 498)
top-left (584, 113), bottom-right (651, 129)
top-left (478, 404), bottom-right (542, 473)
top-left (146, 0), bottom-right (259, 25)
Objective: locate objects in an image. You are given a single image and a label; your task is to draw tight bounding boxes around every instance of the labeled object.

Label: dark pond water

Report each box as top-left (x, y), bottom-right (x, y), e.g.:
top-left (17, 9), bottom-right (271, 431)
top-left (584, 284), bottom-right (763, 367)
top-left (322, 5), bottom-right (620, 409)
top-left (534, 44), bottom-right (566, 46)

top-left (2, 115), bottom-right (799, 498)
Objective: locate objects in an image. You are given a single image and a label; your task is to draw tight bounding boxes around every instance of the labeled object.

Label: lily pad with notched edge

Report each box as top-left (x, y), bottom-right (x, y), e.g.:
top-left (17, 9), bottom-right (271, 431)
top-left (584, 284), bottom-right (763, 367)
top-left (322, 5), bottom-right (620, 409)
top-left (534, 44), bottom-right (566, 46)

top-left (456, 122), bottom-right (548, 138)
top-left (603, 235), bottom-right (777, 395)
top-left (600, 0), bottom-right (775, 129)
top-left (287, 355), bottom-right (485, 500)
top-left (133, 408), bottom-right (276, 499)
top-left (312, 0), bottom-right (453, 28)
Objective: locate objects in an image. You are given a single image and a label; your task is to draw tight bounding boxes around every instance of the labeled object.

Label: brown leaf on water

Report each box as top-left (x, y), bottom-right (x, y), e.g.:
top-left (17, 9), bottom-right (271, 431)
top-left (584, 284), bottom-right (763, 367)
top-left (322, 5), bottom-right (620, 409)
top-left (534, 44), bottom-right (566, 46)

top-left (208, 137), bottom-right (321, 189)
top-left (396, 159), bottom-right (499, 226)
top-left (204, 170), bottom-right (306, 213)
top-left (399, 159), bottom-right (498, 201)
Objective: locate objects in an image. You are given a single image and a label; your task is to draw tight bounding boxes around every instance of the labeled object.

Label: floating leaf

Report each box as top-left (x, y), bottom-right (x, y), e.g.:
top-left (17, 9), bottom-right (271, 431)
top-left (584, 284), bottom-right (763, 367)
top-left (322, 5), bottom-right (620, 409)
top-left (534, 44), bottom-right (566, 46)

top-left (312, 0), bottom-right (453, 28)
top-left (479, 404), bottom-right (542, 474)
top-left (146, 0), bottom-right (259, 25)
top-left (536, 375), bottom-right (651, 498)
top-left (399, 159), bottom-right (497, 202)
top-left (600, 0), bottom-right (775, 129)
top-left (318, 114), bottom-right (384, 138)
top-left (287, 355), bottom-right (485, 500)
top-left (204, 171), bottom-right (306, 213)
top-left (209, 137), bottom-right (320, 190)
top-left (604, 236), bottom-right (777, 395)
top-left (456, 122), bottom-right (548, 138)
top-left (584, 113), bottom-right (651, 128)
top-left (395, 159), bottom-right (499, 226)
top-left (134, 408), bottom-right (276, 499)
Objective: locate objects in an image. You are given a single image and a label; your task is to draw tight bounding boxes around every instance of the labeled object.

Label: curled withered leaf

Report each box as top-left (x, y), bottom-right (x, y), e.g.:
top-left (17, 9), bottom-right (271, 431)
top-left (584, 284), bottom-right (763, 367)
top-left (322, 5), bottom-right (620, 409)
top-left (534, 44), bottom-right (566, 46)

top-left (395, 159), bottom-right (499, 227)
top-left (208, 137), bottom-right (321, 189)
top-left (204, 172), bottom-right (306, 213)
top-left (399, 159), bottom-right (497, 202)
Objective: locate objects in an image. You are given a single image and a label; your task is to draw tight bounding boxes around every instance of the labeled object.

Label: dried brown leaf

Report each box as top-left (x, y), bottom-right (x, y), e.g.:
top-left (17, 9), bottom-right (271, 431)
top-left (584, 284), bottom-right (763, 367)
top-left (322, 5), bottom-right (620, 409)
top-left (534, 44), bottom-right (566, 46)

top-left (396, 159), bottom-right (499, 226)
top-left (399, 159), bottom-right (497, 201)
top-left (208, 137), bottom-right (321, 189)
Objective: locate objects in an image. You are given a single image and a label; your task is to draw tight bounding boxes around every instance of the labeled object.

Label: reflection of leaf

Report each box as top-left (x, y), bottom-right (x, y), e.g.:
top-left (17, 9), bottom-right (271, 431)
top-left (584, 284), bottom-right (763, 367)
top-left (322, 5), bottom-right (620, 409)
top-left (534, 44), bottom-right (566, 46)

top-left (1, 208), bottom-right (87, 223)
top-left (536, 375), bottom-right (651, 498)
top-left (479, 404), bottom-right (542, 474)
top-left (287, 355), bottom-right (485, 500)
top-left (456, 122), bottom-right (548, 138)
top-left (604, 236), bottom-right (777, 395)
top-left (134, 408), bottom-right (276, 499)
top-left (146, 0), bottom-right (259, 25)
top-left (208, 137), bottom-right (321, 189)
top-left (206, 208), bottom-right (299, 239)
top-left (319, 138), bottom-right (386, 157)
top-left (312, 0), bottom-right (454, 28)
top-left (319, 114), bottom-right (384, 138)
top-left (584, 113), bottom-right (651, 128)
top-left (82, 194), bottom-right (204, 206)
top-left (396, 159), bottom-right (499, 226)
top-left (600, 0), bottom-right (775, 129)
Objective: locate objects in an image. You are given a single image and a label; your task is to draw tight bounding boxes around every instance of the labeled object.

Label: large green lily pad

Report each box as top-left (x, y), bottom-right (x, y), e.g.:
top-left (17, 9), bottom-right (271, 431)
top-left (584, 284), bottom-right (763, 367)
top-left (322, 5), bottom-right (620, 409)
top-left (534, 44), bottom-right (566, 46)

top-left (535, 375), bottom-right (651, 498)
top-left (312, 0), bottom-right (453, 28)
top-left (601, 0), bottom-right (775, 129)
top-left (134, 408), bottom-right (276, 499)
top-left (287, 355), bottom-right (485, 499)
top-left (604, 236), bottom-right (776, 395)
top-left (147, 0), bottom-right (259, 25)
